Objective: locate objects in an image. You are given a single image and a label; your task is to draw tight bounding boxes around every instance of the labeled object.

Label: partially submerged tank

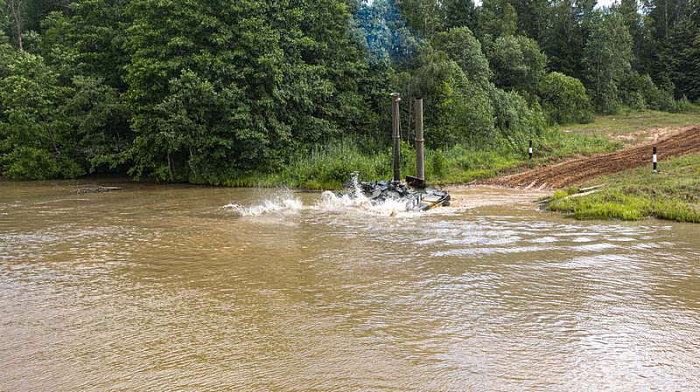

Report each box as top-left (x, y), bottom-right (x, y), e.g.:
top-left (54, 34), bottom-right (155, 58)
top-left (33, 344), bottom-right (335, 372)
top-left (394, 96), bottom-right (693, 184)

top-left (341, 173), bottom-right (450, 212)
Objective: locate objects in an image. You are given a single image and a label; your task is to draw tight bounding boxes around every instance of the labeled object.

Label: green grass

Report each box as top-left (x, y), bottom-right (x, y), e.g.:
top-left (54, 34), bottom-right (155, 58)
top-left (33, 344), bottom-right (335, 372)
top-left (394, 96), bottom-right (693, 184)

top-left (551, 187), bottom-right (581, 201)
top-left (220, 128), bottom-right (619, 190)
top-left (219, 139), bottom-right (389, 189)
top-left (560, 105), bottom-right (700, 145)
top-left (428, 129), bottom-right (619, 185)
top-left (549, 154), bottom-right (700, 223)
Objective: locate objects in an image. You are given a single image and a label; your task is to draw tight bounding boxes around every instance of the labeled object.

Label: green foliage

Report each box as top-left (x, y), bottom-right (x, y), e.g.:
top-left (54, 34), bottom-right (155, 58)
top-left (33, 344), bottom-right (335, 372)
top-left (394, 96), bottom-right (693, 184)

top-left (0, 44), bottom-right (83, 179)
top-left (220, 138), bottom-right (390, 189)
top-left (487, 35), bottom-right (547, 96)
top-left (662, 18), bottom-right (700, 101)
top-left (552, 187), bottom-right (581, 200)
top-left (23, 0), bottom-right (70, 31)
top-left (615, 71), bottom-right (695, 113)
top-left (443, 0), bottom-right (476, 31)
top-left (400, 39), bottom-right (546, 152)
top-left (66, 75), bottom-right (131, 172)
top-left (432, 27), bottom-right (491, 87)
top-left (123, 0), bottom-right (372, 182)
top-left (476, 0), bottom-right (518, 40)
top-left (40, 0), bottom-right (131, 89)
top-left (489, 88), bottom-right (546, 147)
top-left (395, 0), bottom-right (445, 38)
top-left (584, 10), bottom-right (633, 113)
top-left (0, 5), bottom-right (7, 45)
top-left (617, 0), bottom-right (644, 70)
top-left (352, 0), bottom-right (420, 66)
top-left (430, 150), bottom-right (448, 179)
top-left (0, 0), bottom-right (698, 187)
top-left (552, 190), bottom-right (569, 201)
top-left (1, 147), bottom-right (58, 180)
top-left (539, 72), bottom-right (593, 124)
top-left (552, 193), bottom-right (651, 220)
top-left (405, 48), bottom-right (496, 148)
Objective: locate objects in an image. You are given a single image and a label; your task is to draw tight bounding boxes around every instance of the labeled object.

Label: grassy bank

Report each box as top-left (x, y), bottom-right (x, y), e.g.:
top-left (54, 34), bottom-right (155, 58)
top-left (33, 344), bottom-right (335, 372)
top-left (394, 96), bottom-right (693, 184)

top-left (563, 106), bottom-right (700, 145)
top-left (220, 108), bottom-right (700, 190)
top-left (549, 154), bottom-right (700, 223)
top-left (219, 128), bottom-right (619, 190)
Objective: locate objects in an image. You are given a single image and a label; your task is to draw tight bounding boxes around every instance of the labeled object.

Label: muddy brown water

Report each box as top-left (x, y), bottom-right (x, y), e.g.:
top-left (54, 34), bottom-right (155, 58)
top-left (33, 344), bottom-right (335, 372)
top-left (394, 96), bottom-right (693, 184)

top-left (1, 180), bottom-right (699, 391)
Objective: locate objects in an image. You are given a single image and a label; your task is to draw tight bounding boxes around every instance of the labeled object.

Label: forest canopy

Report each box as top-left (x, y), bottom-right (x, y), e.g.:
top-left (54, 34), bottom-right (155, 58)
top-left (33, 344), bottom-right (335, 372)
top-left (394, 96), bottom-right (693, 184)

top-left (1, 0), bottom-right (699, 182)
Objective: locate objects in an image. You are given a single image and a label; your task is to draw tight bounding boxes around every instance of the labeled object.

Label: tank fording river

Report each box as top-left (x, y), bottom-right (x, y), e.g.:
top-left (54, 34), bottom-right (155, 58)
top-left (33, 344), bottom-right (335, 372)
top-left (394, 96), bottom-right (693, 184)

top-left (340, 173), bottom-right (450, 212)
top-left (338, 94), bottom-right (450, 212)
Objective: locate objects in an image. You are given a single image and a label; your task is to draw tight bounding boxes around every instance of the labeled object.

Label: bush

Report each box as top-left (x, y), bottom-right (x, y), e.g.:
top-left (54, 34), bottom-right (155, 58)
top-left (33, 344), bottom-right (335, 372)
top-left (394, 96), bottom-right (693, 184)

top-left (430, 150), bottom-right (448, 178)
top-left (0, 146), bottom-right (83, 180)
top-left (0, 147), bottom-right (59, 180)
top-left (539, 72), bottom-right (593, 125)
top-left (489, 88), bottom-right (547, 148)
top-left (619, 73), bottom-right (693, 113)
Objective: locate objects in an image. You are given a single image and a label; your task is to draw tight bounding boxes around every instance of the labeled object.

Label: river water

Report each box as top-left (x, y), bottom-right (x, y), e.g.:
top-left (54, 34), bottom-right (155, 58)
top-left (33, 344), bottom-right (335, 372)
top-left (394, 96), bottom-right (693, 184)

top-left (1, 179), bottom-right (699, 391)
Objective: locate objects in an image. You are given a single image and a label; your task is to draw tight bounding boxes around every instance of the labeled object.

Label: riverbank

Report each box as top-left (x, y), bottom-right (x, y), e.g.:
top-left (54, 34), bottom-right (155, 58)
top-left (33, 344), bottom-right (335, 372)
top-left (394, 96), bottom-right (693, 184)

top-left (3, 109), bottom-right (698, 224)
top-left (479, 108), bottom-right (700, 223)
top-left (560, 108), bottom-right (700, 146)
top-left (221, 108), bottom-right (700, 190)
top-left (548, 154), bottom-right (700, 223)
top-left (485, 126), bottom-right (700, 189)
top-left (221, 128), bottom-right (618, 190)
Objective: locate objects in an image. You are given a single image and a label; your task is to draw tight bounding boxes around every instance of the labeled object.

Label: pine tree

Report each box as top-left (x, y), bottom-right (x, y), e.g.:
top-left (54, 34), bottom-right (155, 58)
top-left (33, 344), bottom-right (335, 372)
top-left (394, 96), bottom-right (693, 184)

top-left (583, 10), bottom-right (633, 113)
top-left (663, 17), bottom-right (700, 100)
top-left (618, 0), bottom-right (645, 71)
top-left (443, 0), bottom-right (476, 31)
top-left (544, 0), bottom-right (596, 77)
top-left (476, 0), bottom-right (518, 40)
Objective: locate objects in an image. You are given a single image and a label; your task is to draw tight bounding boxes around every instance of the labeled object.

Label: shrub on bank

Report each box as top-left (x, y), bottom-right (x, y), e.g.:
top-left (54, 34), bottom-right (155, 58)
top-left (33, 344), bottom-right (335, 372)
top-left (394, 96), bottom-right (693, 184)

top-left (539, 72), bottom-right (593, 125)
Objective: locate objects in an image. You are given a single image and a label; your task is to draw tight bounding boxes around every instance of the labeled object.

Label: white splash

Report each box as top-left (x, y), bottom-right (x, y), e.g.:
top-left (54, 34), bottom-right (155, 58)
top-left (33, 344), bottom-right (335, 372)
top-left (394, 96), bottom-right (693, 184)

top-left (222, 197), bottom-right (303, 217)
top-left (222, 175), bottom-right (437, 218)
top-left (312, 191), bottom-right (419, 217)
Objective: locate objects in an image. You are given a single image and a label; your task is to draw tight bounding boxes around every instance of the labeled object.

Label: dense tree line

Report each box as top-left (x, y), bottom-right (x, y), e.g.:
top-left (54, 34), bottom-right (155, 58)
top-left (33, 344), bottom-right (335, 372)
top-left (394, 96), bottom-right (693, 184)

top-left (1, 0), bottom-right (698, 182)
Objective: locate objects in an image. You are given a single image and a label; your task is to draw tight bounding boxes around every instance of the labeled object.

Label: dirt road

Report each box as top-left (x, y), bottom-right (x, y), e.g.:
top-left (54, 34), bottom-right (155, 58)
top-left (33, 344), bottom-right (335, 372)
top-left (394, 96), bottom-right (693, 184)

top-left (486, 127), bottom-right (700, 189)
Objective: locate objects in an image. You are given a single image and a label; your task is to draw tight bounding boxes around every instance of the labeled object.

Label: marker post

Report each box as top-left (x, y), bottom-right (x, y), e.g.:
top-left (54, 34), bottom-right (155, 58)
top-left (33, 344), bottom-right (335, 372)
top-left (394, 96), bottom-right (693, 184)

top-left (391, 93), bottom-right (401, 182)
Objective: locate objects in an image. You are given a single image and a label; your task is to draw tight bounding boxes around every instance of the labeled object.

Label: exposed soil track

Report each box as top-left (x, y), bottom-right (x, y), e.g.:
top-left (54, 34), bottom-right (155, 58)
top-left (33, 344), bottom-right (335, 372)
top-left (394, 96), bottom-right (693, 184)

top-left (486, 127), bottom-right (700, 189)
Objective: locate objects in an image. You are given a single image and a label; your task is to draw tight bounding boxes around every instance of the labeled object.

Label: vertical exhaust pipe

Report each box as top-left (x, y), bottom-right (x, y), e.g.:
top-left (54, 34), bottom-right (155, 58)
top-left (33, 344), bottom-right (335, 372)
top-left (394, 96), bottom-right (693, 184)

top-left (391, 93), bottom-right (401, 182)
top-left (415, 98), bottom-right (425, 180)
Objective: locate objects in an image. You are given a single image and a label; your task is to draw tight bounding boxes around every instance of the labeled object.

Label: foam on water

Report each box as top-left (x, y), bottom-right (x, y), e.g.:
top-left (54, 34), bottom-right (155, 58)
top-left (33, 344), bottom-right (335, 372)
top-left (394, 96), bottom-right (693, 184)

top-left (222, 187), bottom-right (425, 218)
top-left (222, 197), bottom-right (303, 217)
top-left (313, 191), bottom-right (419, 217)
